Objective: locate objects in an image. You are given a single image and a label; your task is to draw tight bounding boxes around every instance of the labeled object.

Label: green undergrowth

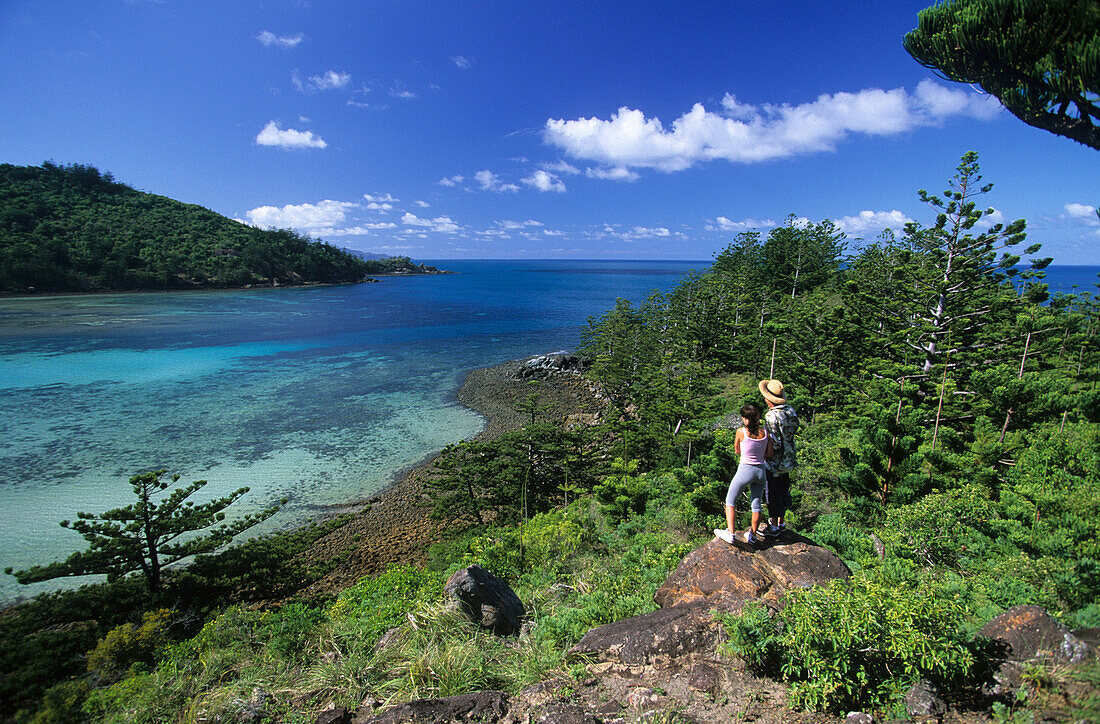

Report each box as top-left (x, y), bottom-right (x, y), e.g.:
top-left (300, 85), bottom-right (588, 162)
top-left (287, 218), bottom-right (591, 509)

top-left (44, 498), bottom-right (698, 723)
top-left (12, 417), bottom-right (1100, 721)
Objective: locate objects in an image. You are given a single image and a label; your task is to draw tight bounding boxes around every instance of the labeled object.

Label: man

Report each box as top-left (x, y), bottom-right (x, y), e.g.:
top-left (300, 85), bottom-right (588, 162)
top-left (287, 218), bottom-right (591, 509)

top-left (759, 378), bottom-right (797, 536)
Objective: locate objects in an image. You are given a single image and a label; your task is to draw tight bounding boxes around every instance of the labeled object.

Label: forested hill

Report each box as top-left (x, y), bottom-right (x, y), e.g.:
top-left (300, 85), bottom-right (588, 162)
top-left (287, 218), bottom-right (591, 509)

top-left (0, 162), bottom-right (428, 293)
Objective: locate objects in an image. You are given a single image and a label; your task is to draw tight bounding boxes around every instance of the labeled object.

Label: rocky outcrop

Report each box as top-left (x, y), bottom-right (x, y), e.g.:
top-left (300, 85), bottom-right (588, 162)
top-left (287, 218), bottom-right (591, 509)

top-left (444, 565), bottom-right (526, 636)
top-left (567, 534), bottom-right (848, 671)
top-left (516, 352), bottom-right (591, 378)
top-left (654, 533), bottom-right (851, 610)
top-left (568, 599), bottom-right (748, 666)
top-left (350, 691), bottom-right (508, 724)
top-left (978, 605), bottom-right (1094, 701)
top-left (978, 605), bottom-right (1091, 664)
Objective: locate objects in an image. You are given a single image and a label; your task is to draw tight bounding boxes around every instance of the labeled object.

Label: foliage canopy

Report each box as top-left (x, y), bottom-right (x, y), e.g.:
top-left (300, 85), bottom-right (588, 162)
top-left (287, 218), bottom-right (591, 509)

top-left (0, 162), bottom-right (430, 292)
top-left (904, 0), bottom-right (1100, 149)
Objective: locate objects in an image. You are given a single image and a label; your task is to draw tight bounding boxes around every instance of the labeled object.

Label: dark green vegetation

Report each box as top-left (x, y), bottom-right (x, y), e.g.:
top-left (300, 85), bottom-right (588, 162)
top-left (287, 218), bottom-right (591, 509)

top-left (0, 162), bottom-right (430, 293)
top-left (905, 0), bottom-right (1100, 149)
top-left (3, 152), bottom-right (1098, 722)
top-left (5, 471), bottom-right (282, 593)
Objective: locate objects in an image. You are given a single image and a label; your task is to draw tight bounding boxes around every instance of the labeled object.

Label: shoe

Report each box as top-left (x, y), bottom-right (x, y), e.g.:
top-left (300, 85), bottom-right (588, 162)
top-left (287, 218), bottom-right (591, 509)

top-left (763, 524), bottom-right (782, 538)
top-left (714, 528), bottom-right (734, 544)
top-left (744, 531), bottom-right (765, 546)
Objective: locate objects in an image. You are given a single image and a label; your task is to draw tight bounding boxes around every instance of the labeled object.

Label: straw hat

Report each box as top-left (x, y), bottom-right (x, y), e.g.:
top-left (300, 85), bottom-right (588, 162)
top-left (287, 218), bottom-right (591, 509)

top-left (759, 379), bottom-right (787, 405)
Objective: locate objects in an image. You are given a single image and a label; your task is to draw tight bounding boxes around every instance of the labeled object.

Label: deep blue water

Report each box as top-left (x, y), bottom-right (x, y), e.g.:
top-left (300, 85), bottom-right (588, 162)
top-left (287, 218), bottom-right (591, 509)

top-left (1032, 265), bottom-right (1100, 297)
top-left (0, 259), bottom-right (705, 601)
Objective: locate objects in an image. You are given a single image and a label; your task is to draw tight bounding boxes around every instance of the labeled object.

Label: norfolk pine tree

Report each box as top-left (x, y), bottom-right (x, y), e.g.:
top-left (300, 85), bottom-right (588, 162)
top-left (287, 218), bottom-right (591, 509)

top-left (904, 0), bottom-right (1100, 149)
top-left (6, 470), bottom-right (282, 592)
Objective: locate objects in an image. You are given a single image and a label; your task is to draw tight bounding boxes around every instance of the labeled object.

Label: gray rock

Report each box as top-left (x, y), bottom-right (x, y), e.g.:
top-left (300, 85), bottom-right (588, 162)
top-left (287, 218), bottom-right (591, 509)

top-left (444, 565), bottom-right (526, 636)
top-left (517, 352), bottom-right (591, 378)
top-left (904, 680), bottom-right (946, 717)
top-left (353, 691), bottom-right (508, 724)
top-left (979, 605), bottom-right (1091, 664)
top-left (533, 702), bottom-right (598, 723)
top-left (568, 599), bottom-right (740, 666)
top-left (845, 713), bottom-right (874, 724)
top-left (314, 706), bottom-right (352, 724)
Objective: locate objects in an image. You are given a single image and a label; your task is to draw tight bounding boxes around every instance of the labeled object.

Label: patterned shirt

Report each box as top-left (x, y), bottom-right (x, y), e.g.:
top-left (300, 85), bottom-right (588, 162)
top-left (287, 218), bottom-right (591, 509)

top-left (764, 404), bottom-right (798, 472)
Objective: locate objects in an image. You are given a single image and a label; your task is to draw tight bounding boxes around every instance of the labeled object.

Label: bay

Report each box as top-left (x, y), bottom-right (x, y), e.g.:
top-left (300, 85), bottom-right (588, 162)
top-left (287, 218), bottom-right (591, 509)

top-left (0, 260), bottom-right (1094, 603)
top-left (0, 259), bottom-right (704, 602)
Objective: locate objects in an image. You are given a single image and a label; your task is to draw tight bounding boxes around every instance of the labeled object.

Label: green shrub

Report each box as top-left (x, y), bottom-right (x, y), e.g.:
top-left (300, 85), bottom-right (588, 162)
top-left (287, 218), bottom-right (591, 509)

top-left (722, 573), bottom-right (977, 713)
top-left (328, 565), bottom-right (444, 648)
top-left (26, 678), bottom-right (90, 724)
top-left (809, 513), bottom-right (877, 569)
top-left (879, 483), bottom-right (996, 567)
top-left (87, 608), bottom-right (172, 684)
top-left (520, 506), bottom-right (597, 574)
top-left (81, 673), bottom-right (160, 722)
top-left (256, 602), bottom-right (326, 663)
top-left (719, 601), bottom-right (779, 673)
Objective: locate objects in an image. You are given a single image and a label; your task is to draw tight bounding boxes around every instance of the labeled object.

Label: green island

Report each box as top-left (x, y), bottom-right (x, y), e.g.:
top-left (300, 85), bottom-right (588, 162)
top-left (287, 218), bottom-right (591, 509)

top-left (1, 151), bottom-right (1097, 723)
top-left (0, 162), bottom-right (443, 295)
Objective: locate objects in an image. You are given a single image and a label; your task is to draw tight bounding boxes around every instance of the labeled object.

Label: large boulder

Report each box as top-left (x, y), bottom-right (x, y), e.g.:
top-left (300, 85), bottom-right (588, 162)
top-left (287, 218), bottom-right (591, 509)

top-left (977, 605), bottom-right (1092, 701)
top-left (979, 605), bottom-right (1091, 664)
top-left (654, 534), bottom-right (850, 610)
top-left (444, 565), bottom-right (526, 636)
top-left (567, 598), bottom-right (753, 666)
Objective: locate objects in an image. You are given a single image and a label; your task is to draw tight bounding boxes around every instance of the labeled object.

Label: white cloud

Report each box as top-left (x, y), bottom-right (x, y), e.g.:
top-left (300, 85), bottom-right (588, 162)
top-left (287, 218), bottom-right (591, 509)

top-left (585, 166), bottom-right (640, 181)
top-left (363, 192), bottom-right (398, 212)
top-left (542, 160), bottom-right (581, 175)
top-left (414, 200), bottom-right (430, 208)
top-left (246, 200), bottom-right (357, 231)
top-left (522, 169), bottom-right (566, 192)
top-left (310, 70), bottom-right (351, 90)
top-left (475, 170), bottom-right (520, 193)
top-left (708, 216), bottom-right (776, 232)
top-left (1066, 203), bottom-right (1099, 225)
top-left (326, 222), bottom-right (399, 236)
top-left (544, 80), bottom-right (1002, 173)
top-left (625, 226), bottom-right (672, 239)
top-left (256, 30), bottom-right (302, 48)
top-left (974, 208), bottom-right (1006, 230)
top-left (401, 212), bottom-right (461, 233)
top-left (438, 175), bottom-right (464, 187)
top-left (389, 82), bottom-right (416, 99)
top-left (835, 210), bottom-right (914, 235)
top-left (255, 121), bottom-right (327, 149)
top-left (543, 229), bottom-right (566, 237)
top-left (913, 79), bottom-right (1001, 120)
top-left (496, 219), bottom-right (543, 230)
top-left (451, 55), bottom-right (472, 69)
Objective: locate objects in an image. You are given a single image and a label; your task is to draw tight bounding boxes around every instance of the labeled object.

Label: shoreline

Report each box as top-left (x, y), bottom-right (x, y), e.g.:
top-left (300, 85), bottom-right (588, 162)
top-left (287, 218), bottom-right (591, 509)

top-left (294, 357), bottom-right (603, 597)
top-left (0, 274), bottom-right (452, 300)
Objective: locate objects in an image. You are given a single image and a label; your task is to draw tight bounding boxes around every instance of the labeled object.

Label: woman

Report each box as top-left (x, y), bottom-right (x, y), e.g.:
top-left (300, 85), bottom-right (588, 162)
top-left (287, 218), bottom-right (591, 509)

top-left (715, 403), bottom-right (774, 546)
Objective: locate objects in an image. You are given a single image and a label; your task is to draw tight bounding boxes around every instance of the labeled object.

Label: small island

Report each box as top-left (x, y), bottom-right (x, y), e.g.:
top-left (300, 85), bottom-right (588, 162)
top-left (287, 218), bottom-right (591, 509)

top-left (0, 162), bottom-right (446, 295)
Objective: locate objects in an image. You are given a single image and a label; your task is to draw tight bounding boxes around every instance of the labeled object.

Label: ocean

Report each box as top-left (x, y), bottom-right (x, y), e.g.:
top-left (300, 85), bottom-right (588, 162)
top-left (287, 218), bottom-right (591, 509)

top-left (0, 260), bottom-right (1094, 602)
top-left (0, 259), bottom-right (705, 602)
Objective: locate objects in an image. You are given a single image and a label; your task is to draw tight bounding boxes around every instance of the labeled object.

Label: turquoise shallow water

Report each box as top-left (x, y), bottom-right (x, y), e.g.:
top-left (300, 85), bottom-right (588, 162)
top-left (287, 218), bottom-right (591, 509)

top-left (0, 259), bottom-right (705, 602)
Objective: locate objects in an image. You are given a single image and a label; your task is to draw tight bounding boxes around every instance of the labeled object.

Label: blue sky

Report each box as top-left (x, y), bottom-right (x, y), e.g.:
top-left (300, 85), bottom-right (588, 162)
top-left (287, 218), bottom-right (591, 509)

top-left (2, 1), bottom-right (1097, 262)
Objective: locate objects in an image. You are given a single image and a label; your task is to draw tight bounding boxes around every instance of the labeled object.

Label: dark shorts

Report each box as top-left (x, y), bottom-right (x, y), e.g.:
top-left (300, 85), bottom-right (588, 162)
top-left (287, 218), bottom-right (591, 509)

top-left (766, 470), bottom-right (791, 517)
